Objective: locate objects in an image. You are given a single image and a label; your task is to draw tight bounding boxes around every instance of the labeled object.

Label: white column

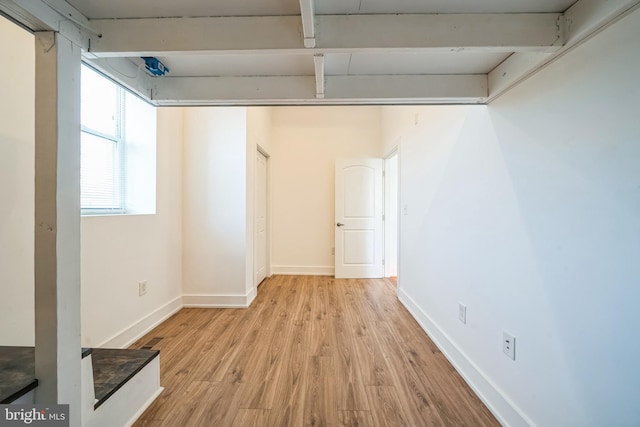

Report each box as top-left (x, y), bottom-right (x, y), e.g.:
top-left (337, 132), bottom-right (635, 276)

top-left (34, 31), bottom-right (82, 427)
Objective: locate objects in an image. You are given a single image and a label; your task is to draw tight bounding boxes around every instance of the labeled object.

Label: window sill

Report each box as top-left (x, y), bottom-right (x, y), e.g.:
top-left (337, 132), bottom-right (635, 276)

top-left (81, 212), bottom-right (156, 218)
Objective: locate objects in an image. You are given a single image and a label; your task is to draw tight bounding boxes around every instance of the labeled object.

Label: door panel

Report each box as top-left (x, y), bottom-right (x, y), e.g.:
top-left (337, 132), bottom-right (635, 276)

top-left (343, 230), bottom-right (375, 265)
top-left (335, 158), bottom-right (383, 279)
top-left (343, 166), bottom-right (376, 217)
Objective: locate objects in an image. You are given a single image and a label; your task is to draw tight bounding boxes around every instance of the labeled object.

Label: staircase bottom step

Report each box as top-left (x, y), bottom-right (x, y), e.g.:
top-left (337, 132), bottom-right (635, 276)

top-left (91, 348), bottom-right (160, 409)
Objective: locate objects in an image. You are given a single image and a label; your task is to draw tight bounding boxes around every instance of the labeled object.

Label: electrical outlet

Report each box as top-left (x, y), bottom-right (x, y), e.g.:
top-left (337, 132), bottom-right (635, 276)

top-left (138, 281), bottom-right (147, 296)
top-left (458, 303), bottom-right (467, 324)
top-left (503, 331), bottom-right (516, 360)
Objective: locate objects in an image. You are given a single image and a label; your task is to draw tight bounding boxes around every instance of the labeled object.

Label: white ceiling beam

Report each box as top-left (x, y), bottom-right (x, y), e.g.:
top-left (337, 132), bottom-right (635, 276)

top-left (89, 16), bottom-right (304, 56)
top-left (0, 0), bottom-right (95, 48)
top-left (313, 54), bottom-right (325, 98)
top-left (299, 0), bottom-right (316, 48)
top-left (87, 13), bottom-right (564, 57)
top-left (152, 76), bottom-right (316, 104)
top-left (315, 14), bottom-right (563, 52)
top-left (325, 75), bottom-right (486, 100)
top-left (488, 0), bottom-right (640, 101)
top-left (150, 75), bottom-right (486, 105)
top-left (82, 57), bottom-right (153, 100)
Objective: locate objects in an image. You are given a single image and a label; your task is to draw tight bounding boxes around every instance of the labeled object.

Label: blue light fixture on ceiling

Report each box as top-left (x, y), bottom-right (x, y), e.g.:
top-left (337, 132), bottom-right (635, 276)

top-left (141, 57), bottom-right (170, 76)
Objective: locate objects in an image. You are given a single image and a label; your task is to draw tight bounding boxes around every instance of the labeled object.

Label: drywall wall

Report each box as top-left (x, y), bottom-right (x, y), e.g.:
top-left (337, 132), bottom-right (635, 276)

top-left (382, 9), bottom-right (640, 427)
top-left (270, 107), bottom-right (382, 275)
top-left (81, 107), bottom-right (184, 347)
top-left (0, 17), bottom-right (35, 346)
top-left (182, 107), bottom-right (255, 305)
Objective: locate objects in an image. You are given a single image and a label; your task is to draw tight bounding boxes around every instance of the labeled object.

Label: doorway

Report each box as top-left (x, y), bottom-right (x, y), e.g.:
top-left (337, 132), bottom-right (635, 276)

top-left (255, 149), bottom-right (269, 287)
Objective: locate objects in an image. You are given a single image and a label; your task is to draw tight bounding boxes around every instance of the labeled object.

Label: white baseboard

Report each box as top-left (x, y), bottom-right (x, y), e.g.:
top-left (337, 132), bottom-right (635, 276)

top-left (183, 290), bottom-right (255, 308)
top-left (397, 287), bottom-right (534, 427)
top-left (246, 286), bottom-right (257, 306)
top-left (124, 387), bottom-right (164, 427)
top-left (98, 296), bottom-right (183, 349)
top-left (271, 265), bottom-right (334, 276)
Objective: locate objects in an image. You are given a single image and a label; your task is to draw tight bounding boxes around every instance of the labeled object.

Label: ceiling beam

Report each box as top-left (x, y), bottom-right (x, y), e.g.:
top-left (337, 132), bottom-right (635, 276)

top-left (150, 74), bottom-right (487, 105)
top-left (315, 14), bottom-right (563, 52)
top-left (488, 0), bottom-right (640, 101)
top-left (87, 13), bottom-right (564, 57)
top-left (299, 0), bottom-right (316, 48)
top-left (0, 0), bottom-right (95, 48)
top-left (82, 57), bottom-right (153, 100)
top-left (313, 54), bottom-right (325, 98)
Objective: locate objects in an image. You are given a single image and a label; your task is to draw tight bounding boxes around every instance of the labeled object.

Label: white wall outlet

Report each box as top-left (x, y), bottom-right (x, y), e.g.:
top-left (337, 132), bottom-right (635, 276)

top-left (458, 303), bottom-right (467, 324)
top-left (503, 331), bottom-right (516, 360)
top-left (138, 281), bottom-right (148, 296)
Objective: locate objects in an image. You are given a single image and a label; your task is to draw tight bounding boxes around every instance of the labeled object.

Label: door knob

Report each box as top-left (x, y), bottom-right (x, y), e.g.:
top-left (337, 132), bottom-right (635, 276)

top-left (336, 222), bottom-right (344, 227)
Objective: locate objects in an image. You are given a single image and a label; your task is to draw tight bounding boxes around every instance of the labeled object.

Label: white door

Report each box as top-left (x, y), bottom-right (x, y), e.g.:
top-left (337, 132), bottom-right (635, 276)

top-left (255, 150), bottom-right (268, 286)
top-left (335, 158), bottom-right (384, 279)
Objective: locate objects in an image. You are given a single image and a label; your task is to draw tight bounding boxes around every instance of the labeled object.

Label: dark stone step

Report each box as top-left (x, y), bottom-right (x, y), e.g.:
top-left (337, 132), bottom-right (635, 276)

top-left (0, 347), bottom-right (37, 404)
top-left (91, 348), bottom-right (159, 409)
top-left (0, 346), bottom-right (159, 408)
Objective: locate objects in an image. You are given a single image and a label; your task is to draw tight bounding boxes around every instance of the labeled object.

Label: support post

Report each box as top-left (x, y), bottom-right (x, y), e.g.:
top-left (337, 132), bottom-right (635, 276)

top-left (34, 31), bottom-right (82, 426)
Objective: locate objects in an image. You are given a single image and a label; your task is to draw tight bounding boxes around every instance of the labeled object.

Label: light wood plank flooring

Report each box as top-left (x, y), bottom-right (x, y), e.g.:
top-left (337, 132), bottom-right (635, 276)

top-left (131, 276), bottom-right (499, 426)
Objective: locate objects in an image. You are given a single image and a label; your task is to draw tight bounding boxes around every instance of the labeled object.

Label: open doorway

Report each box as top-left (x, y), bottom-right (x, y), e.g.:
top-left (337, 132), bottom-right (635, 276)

top-left (384, 148), bottom-right (399, 281)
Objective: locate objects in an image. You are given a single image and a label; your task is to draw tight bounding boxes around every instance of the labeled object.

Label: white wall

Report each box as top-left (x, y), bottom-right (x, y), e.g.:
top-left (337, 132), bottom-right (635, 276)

top-left (182, 107), bottom-right (255, 305)
top-left (382, 9), bottom-right (640, 427)
top-left (82, 108), bottom-right (184, 347)
top-left (0, 17), bottom-right (35, 346)
top-left (270, 107), bottom-right (382, 275)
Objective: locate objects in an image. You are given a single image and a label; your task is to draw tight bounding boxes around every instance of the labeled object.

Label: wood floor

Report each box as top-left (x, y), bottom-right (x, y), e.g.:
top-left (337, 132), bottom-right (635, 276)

top-left (131, 276), bottom-right (499, 427)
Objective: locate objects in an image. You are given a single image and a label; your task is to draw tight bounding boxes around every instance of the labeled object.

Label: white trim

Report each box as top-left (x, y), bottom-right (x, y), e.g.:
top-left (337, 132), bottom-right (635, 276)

top-left (397, 287), bottom-right (535, 427)
top-left (271, 265), bottom-right (335, 276)
top-left (124, 387), bottom-right (164, 427)
top-left (183, 290), bottom-right (256, 308)
top-left (246, 286), bottom-right (257, 307)
top-left (97, 296), bottom-right (183, 349)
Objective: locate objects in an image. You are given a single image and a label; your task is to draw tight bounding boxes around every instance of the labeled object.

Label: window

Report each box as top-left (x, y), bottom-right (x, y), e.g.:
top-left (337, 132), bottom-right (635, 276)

top-left (81, 64), bottom-right (156, 215)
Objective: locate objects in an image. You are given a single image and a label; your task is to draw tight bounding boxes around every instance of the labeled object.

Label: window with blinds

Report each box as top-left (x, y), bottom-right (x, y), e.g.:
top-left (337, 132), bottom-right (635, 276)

top-left (81, 64), bottom-right (156, 215)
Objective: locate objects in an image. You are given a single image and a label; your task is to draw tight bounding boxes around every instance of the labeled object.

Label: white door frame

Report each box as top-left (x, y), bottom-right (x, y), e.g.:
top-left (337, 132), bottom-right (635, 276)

top-left (255, 146), bottom-right (271, 286)
top-left (384, 143), bottom-right (400, 282)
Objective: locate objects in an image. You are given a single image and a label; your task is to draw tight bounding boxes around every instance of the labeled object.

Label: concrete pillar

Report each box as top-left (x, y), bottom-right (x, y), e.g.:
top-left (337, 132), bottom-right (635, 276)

top-left (34, 31), bottom-right (82, 427)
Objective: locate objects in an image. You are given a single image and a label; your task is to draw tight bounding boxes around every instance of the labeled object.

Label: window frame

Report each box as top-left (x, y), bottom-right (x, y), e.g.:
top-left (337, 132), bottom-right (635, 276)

top-left (80, 64), bottom-right (127, 216)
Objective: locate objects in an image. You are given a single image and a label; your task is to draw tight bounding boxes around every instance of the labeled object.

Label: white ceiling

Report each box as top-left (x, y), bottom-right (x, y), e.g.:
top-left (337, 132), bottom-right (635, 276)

top-left (2, 0), bottom-right (636, 105)
top-left (156, 54), bottom-right (315, 77)
top-left (66, 0), bottom-right (577, 18)
top-left (325, 53), bottom-right (512, 75)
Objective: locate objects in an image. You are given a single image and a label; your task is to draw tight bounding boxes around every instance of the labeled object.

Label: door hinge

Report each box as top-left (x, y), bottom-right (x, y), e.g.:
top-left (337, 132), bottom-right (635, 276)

top-left (382, 214), bottom-right (385, 221)
top-left (382, 259), bottom-right (385, 266)
top-left (382, 171), bottom-right (386, 177)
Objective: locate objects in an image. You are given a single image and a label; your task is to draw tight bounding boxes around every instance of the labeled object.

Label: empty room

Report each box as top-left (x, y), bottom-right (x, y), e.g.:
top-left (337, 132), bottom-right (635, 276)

top-left (1, 1), bottom-right (639, 426)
